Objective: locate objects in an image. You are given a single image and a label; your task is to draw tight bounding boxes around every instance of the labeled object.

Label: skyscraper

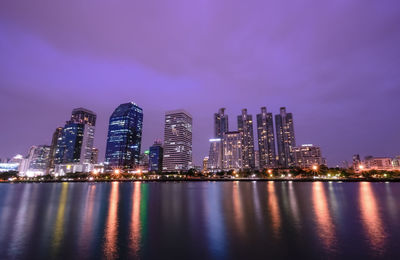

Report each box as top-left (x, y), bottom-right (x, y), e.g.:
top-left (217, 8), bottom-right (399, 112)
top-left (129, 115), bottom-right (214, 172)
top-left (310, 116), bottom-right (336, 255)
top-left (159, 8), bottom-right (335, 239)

top-left (105, 102), bottom-right (143, 170)
top-left (55, 108), bottom-right (96, 165)
top-left (275, 107), bottom-right (296, 168)
top-left (237, 109), bottom-right (255, 169)
top-left (222, 131), bottom-right (243, 170)
top-left (208, 138), bottom-right (222, 171)
top-left (48, 127), bottom-right (63, 171)
top-left (208, 108), bottom-right (228, 171)
top-left (149, 141), bottom-right (163, 172)
top-left (257, 107), bottom-right (276, 169)
top-left (214, 108), bottom-right (229, 138)
top-left (163, 110), bottom-right (192, 172)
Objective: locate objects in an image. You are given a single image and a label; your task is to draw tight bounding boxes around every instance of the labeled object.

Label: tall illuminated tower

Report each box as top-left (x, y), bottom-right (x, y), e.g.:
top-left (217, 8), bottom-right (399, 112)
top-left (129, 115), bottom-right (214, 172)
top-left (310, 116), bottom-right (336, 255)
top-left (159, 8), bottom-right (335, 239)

top-left (163, 110), bottom-right (192, 172)
top-left (105, 102), bottom-right (143, 170)
top-left (257, 107), bottom-right (276, 169)
top-left (275, 107), bottom-right (296, 168)
top-left (237, 109), bottom-right (255, 169)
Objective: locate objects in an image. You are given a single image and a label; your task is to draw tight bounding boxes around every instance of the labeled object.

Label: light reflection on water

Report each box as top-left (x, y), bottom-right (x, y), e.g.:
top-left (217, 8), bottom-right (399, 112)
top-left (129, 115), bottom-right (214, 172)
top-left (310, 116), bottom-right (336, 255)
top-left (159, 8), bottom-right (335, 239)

top-left (104, 182), bottom-right (119, 259)
top-left (268, 181), bottom-right (281, 238)
top-left (359, 182), bottom-right (387, 254)
top-left (0, 181), bottom-right (399, 259)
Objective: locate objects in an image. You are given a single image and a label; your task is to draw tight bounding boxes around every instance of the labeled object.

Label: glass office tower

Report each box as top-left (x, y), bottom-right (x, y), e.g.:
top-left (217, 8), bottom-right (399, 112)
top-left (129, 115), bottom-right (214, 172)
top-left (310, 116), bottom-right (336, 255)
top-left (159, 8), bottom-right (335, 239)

top-left (105, 102), bottom-right (143, 170)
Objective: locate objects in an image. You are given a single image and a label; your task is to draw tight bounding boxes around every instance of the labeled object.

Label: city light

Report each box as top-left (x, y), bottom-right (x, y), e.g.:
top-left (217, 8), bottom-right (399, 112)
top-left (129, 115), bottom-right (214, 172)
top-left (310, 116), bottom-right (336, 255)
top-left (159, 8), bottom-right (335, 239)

top-left (114, 169), bottom-right (120, 175)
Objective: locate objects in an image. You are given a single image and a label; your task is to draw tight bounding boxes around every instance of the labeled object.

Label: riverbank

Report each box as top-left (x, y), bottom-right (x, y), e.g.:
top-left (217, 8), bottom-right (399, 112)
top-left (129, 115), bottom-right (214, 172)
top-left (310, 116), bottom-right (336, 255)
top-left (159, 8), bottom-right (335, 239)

top-left (1, 177), bottom-right (400, 183)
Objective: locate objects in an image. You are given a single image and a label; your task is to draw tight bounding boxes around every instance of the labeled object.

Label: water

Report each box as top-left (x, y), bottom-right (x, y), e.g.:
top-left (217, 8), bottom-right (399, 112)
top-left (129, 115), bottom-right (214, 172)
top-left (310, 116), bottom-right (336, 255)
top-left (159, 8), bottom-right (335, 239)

top-left (0, 181), bottom-right (399, 259)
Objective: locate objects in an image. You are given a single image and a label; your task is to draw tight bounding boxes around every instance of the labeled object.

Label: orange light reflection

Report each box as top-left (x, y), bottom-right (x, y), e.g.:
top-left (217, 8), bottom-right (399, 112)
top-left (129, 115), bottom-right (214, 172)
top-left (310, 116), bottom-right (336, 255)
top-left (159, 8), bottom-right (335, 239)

top-left (104, 182), bottom-right (119, 259)
top-left (359, 182), bottom-right (386, 253)
top-left (312, 182), bottom-right (335, 250)
top-left (267, 182), bottom-right (281, 237)
top-left (130, 182), bottom-right (141, 256)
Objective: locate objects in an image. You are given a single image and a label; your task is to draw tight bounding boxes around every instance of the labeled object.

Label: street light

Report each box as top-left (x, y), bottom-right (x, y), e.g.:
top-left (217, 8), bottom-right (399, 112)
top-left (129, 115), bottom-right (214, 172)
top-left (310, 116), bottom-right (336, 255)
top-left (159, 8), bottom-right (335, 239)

top-left (114, 169), bottom-right (120, 175)
top-left (312, 165), bottom-right (319, 177)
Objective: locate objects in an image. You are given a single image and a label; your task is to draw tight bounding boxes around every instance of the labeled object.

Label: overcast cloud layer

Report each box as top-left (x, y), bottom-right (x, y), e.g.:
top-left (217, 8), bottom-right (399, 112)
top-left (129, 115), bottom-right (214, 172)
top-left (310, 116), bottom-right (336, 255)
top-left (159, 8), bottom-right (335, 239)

top-left (1, 0), bottom-right (399, 166)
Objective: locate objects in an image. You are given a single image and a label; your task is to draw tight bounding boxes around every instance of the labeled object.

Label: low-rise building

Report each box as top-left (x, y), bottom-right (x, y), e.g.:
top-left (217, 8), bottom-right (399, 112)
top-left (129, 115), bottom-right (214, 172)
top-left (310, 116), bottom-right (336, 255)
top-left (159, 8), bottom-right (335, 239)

top-left (293, 144), bottom-right (326, 169)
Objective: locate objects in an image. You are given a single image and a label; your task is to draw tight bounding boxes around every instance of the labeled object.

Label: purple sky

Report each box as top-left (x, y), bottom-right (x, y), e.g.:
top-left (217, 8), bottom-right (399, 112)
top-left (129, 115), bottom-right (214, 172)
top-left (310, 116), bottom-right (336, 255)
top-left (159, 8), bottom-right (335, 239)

top-left (1, 1), bottom-right (399, 166)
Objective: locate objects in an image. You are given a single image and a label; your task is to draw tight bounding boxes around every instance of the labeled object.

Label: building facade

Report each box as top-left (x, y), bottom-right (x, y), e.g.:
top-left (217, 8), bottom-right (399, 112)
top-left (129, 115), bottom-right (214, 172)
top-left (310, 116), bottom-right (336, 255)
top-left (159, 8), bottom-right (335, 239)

top-left (222, 131), bottom-right (243, 170)
top-left (256, 107), bottom-right (276, 169)
top-left (364, 156), bottom-right (394, 171)
top-left (292, 144), bottom-right (326, 169)
top-left (27, 145), bottom-right (51, 176)
top-left (208, 138), bottom-right (222, 171)
top-left (214, 108), bottom-right (229, 138)
top-left (149, 141), bottom-right (163, 172)
top-left (105, 102), bottom-right (143, 170)
top-left (275, 107), bottom-right (296, 168)
top-left (48, 127), bottom-right (63, 171)
top-left (55, 108), bottom-right (96, 165)
top-left (237, 109), bottom-right (255, 169)
top-left (163, 110), bottom-right (193, 172)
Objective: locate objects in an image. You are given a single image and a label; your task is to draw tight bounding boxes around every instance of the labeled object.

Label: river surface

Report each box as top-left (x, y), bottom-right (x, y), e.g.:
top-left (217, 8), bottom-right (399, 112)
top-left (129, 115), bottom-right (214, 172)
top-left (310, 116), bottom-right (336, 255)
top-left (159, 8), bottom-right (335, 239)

top-left (0, 181), bottom-right (399, 259)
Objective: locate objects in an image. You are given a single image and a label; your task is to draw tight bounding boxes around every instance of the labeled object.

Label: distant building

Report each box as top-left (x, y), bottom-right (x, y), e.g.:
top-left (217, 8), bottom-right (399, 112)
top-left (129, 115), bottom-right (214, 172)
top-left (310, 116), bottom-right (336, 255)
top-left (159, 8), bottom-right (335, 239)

top-left (293, 144), bottom-right (326, 169)
top-left (364, 156), bottom-right (393, 171)
top-left (163, 110), bottom-right (192, 172)
top-left (203, 156), bottom-right (209, 172)
top-left (214, 108), bottom-right (229, 138)
top-left (0, 154), bottom-right (22, 173)
top-left (48, 127), bottom-right (63, 171)
top-left (208, 108), bottom-right (229, 171)
top-left (208, 138), bottom-right (222, 171)
top-left (275, 107), bottom-right (296, 168)
top-left (257, 107), bottom-right (276, 169)
top-left (149, 141), bottom-right (163, 172)
top-left (352, 154), bottom-right (361, 170)
top-left (105, 102), bottom-right (143, 170)
top-left (139, 151), bottom-right (150, 171)
top-left (26, 145), bottom-right (51, 176)
top-left (222, 131), bottom-right (243, 170)
top-left (237, 109), bottom-right (255, 169)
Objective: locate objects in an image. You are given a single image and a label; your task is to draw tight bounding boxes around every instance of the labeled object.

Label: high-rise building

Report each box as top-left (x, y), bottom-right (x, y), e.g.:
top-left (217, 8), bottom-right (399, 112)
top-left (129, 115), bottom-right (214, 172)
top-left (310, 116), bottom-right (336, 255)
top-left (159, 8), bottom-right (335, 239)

top-left (55, 108), bottom-right (96, 166)
top-left (292, 144), bottom-right (326, 169)
top-left (208, 108), bottom-right (228, 172)
top-left (48, 127), bottom-right (63, 171)
top-left (90, 148), bottom-right (99, 164)
top-left (163, 110), bottom-right (192, 172)
top-left (105, 102), bottom-right (143, 170)
top-left (275, 107), bottom-right (296, 168)
top-left (254, 150), bottom-right (260, 169)
top-left (71, 107), bottom-right (97, 126)
top-left (203, 157), bottom-right (209, 172)
top-left (237, 109), bottom-right (255, 169)
top-left (208, 138), bottom-right (222, 171)
top-left (222, 131), bottom-right (243, 170)
top-left (256, 107), bottom-right (276, 169)
top-left (214, 108), bottom-right (229, 138)
top-left (149, 141), bottom-right (163, 172)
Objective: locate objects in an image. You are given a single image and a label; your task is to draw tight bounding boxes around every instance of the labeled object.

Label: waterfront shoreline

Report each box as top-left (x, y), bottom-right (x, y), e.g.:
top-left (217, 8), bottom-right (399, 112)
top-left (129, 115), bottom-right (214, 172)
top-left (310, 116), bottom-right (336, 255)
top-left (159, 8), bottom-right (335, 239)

top-left (1, 177), bottom-right (400, 183)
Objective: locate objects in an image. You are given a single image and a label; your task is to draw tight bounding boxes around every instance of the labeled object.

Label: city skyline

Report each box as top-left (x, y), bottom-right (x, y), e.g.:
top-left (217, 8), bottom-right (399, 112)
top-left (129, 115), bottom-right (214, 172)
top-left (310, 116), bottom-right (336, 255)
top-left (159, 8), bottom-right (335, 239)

top-left (1, 1), bottom-right (400, 166)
